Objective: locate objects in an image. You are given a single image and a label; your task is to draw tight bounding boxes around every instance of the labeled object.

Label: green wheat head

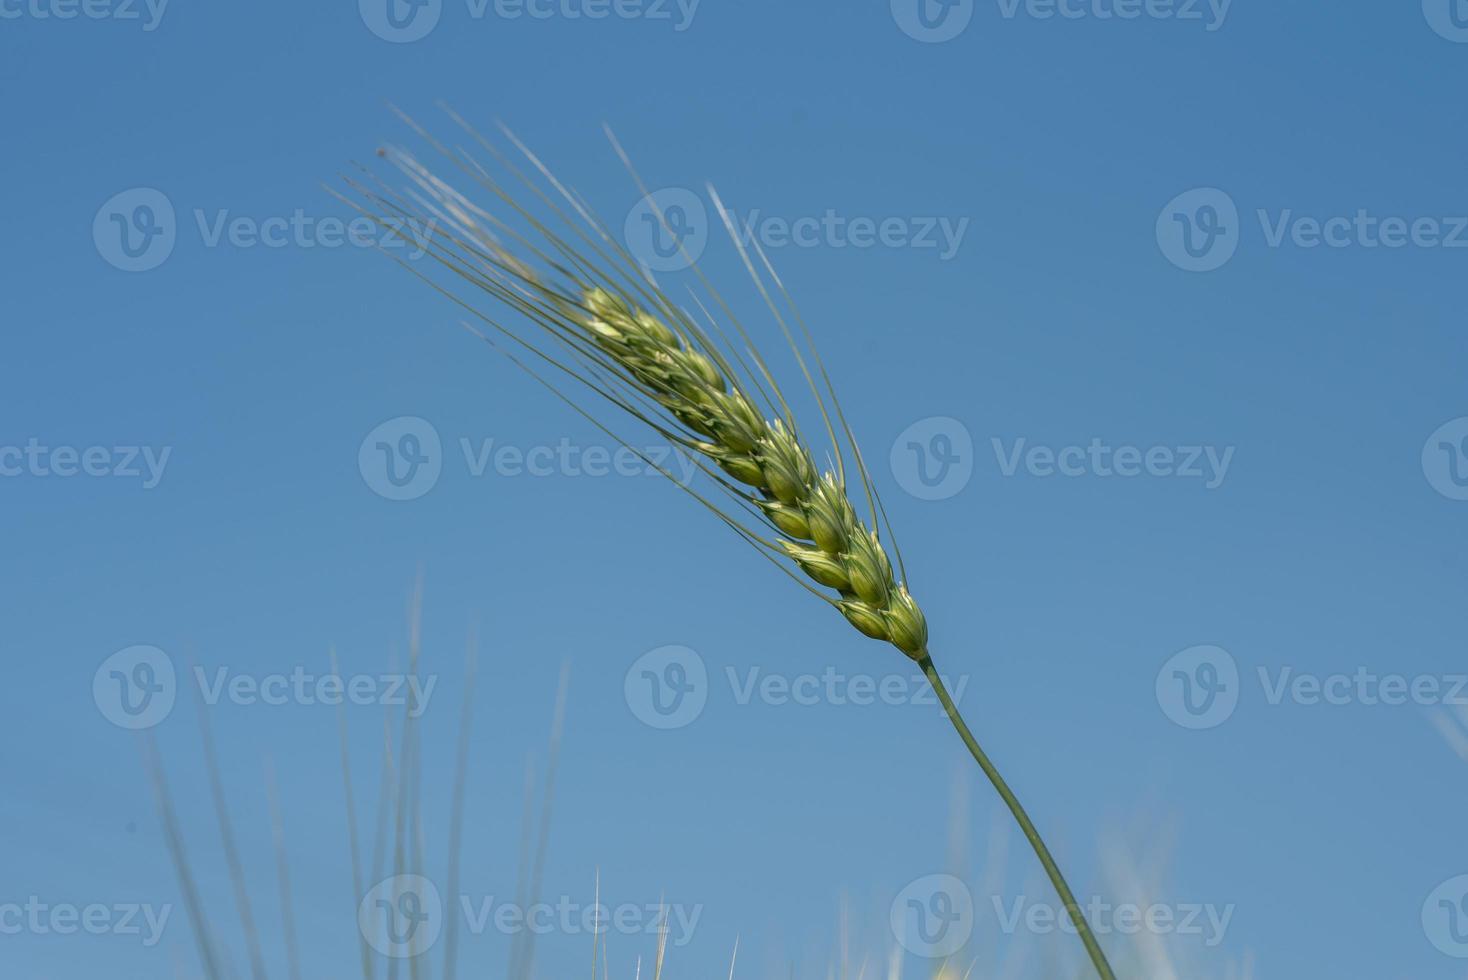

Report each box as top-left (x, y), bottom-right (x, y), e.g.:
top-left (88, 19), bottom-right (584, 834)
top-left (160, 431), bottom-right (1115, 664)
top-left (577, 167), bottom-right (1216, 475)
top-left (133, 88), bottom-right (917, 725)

top-left (341, 109), bottom-right (927, 660)
top-left (574, 286), bottom-right (927, 656)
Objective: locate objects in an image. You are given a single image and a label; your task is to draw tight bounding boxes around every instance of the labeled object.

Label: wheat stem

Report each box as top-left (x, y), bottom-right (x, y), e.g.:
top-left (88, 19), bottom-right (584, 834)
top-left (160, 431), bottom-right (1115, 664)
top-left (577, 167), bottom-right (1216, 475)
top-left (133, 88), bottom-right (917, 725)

top-left (918, 655), bottom-right (1116, 980)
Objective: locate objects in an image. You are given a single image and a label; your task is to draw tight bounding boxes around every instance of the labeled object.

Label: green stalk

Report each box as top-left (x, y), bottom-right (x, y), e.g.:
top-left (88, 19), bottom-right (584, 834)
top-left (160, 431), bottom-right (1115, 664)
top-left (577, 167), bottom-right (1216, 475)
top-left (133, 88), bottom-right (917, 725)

top-left (917, 654), bottom-right (1117, 980)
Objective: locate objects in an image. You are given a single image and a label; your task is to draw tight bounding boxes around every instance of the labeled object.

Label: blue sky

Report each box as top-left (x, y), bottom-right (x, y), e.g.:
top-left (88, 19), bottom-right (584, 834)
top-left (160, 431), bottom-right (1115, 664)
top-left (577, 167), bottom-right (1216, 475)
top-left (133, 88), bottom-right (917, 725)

top-left (3, 1), bottom-right (1468, 977)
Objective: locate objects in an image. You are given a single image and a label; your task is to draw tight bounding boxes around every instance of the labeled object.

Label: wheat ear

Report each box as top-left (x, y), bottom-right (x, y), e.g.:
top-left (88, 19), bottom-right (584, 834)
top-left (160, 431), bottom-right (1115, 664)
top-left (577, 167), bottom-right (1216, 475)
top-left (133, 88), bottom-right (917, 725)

top-left (574, 285), bottom-right (929, 656)
top-left (338, 108), bottom-right (1117, 980)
